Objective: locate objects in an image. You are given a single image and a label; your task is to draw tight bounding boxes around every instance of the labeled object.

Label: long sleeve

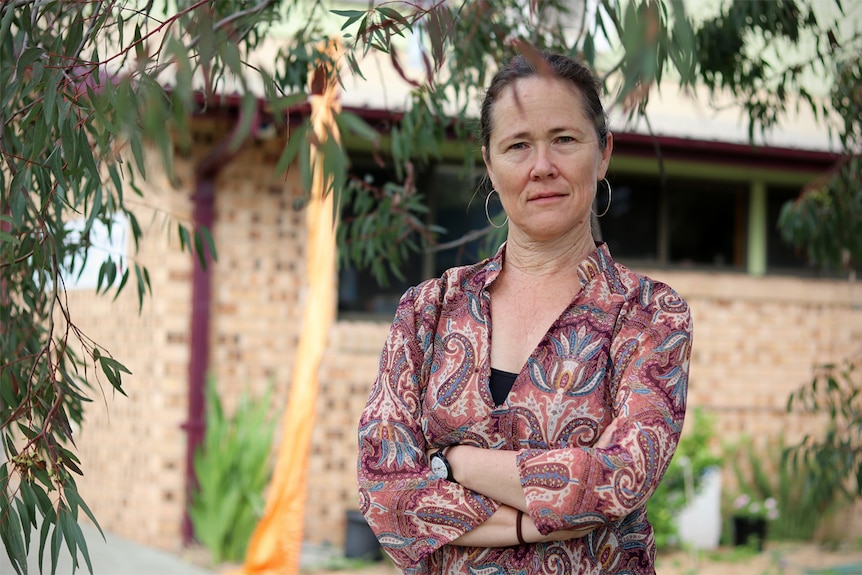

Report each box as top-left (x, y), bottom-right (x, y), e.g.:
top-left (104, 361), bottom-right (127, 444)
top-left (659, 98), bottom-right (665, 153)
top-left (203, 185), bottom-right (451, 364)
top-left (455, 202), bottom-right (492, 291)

top-left (356, 279), bottom-right (499, 571)
top-left (515, 279), bottom-right (692, 535)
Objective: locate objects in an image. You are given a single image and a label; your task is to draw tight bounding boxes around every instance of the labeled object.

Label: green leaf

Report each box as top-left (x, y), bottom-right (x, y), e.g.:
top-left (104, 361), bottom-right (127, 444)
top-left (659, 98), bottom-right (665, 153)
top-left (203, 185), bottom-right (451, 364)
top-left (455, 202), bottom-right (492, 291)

top-left (376, 6), bottom-right (410, 30)
top-left (0, 228), bottom-right (20, 245)
top-left (134, 263), bottom-right (151, 312)
top-left (112, 268), bottom-right (130, 301)
top-left (59, 509), bottom-right (80, 572)
top-left (228, 93), bottom-right (258, 153)
top-left (331, 9), bottom-right (365, 18)
top-left (275, 121), bottom-right (309, 176)
top-left (65, 484), bottom-right (103, 541)
top-left (335, 111), bottom-right (380, 144)
top-left (583, 31), bottom-right (595, 67)
top-left (38, 509), bottom-right (55, 575)
top-left (0, 6), bottom-right (15, 48)
top-left (0, 500), bottom-right (27, 575)
top-left (98, 356), bottom-right (130, 395)
top-left (127, 131), bottom-right (146, 178)
top-left (64, 12), bottom-right (84, 56)
top-left (332, 9), bottom-right (366, 32)
top-left (18, 46), bottom-right (44, 70)
top-left (197, 225), bottom-right (218, 264)
top-left (43, 71), bottom-right (61, 127)
top-left (270, 91), bottom-right (307, 115)
top-left (219, 37), bottom-right (245, 79)
top-left (50, 517), bottom-right (63, 575)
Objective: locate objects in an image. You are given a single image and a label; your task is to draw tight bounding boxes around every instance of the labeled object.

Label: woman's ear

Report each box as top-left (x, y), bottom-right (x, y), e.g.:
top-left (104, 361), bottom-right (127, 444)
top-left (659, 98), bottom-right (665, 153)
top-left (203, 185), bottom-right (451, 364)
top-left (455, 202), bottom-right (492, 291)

top-left (598, 132), bottom-right (614, 179)
top-left (482, 146), bottom-right (496, 189)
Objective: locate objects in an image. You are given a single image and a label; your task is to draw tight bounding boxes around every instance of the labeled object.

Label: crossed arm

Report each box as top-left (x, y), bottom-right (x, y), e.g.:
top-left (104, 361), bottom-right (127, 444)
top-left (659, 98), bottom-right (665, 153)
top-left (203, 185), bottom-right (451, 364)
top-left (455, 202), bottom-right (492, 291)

top-left (429, 420), bottom-right (621, 546)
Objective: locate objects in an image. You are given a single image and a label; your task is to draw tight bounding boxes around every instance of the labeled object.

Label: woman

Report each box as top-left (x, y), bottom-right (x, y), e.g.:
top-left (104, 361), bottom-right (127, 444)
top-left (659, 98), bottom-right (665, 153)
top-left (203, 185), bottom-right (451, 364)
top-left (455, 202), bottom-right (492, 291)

top-left (356, 51), bottom-right (693, 574)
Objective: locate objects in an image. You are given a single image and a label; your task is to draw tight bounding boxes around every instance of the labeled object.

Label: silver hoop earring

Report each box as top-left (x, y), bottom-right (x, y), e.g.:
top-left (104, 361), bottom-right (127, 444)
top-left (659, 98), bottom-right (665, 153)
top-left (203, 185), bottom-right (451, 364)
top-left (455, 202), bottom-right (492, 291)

top-left (485, 190), bottom-right (509, 229)
top-left (593, 178), bottom-right (612, 218)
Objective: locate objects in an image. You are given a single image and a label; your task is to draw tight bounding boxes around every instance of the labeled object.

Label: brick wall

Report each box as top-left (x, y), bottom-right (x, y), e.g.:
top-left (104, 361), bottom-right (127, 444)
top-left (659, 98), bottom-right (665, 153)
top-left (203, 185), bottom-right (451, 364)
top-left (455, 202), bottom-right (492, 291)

top-left (65, 151), bottom-right (195, 550)
top-left (68, 118), bottom-right (862, 554)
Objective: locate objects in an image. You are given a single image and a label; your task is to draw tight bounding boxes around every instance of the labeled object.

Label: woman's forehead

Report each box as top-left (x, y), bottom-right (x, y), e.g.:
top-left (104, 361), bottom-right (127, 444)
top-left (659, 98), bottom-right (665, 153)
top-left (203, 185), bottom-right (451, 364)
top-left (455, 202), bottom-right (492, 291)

top-left (490, 78), bottom-right (589, 131)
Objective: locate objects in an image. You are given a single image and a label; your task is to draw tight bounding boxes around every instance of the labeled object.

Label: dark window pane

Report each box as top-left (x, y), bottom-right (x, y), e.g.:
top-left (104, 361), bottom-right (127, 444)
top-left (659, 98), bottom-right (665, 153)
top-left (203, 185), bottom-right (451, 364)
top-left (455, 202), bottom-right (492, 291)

top-left (337, 164), bottom-right (423, 316)
top-left (599, 175), bottom-right (660, 260)
top-left (337, 163), bottom-right (489, 318)
top-left (667, 181), bottom-right (745, 269)
top-left (767, 185), bottom-right (812, 272)
top-left (433, 170), bottom-right (498, 274)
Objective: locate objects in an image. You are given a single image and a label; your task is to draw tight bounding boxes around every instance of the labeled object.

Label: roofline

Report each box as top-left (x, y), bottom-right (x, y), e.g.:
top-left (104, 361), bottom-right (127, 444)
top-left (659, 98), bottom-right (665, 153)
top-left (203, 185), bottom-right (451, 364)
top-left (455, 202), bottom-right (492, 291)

top-left (611, 132), bottom-right (840, 173)
top-left (191, 96), bottom-right (842, 172)
top-left (340, 107), bottom-right (842, 172)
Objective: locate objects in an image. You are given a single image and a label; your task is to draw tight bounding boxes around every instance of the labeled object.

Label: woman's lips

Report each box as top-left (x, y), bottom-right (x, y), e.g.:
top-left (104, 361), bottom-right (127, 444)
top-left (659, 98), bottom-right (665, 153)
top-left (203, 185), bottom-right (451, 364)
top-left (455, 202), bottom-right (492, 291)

top-left (528, 193), bottom-right (566, 202)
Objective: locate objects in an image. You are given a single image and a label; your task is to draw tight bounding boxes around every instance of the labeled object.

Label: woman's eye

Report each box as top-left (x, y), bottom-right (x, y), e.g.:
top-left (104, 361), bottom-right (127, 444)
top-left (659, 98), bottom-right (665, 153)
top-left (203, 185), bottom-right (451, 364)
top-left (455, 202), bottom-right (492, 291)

top-left (510, 142), bottom-right (527, 150)
top-left (556, 136), bottom-right (575, 144)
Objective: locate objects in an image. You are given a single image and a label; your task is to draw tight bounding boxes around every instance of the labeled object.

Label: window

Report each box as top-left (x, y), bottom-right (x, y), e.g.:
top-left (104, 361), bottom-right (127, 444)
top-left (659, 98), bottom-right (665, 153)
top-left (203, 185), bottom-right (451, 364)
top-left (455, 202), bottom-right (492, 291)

top-left (666, 180), bottom-right (746, 268)
top-left (337, 161), bottom-right (492, 319)
top-left (602, 173), bottom-right (747, 270)
top-left (597, 178), bottom-right (660, 260)
top-left (766, 185), bottom-right (824, 274)
top-left (337, 157), bottom-right (827, 319)
top-left (60, 213), bottom-right (129, 291)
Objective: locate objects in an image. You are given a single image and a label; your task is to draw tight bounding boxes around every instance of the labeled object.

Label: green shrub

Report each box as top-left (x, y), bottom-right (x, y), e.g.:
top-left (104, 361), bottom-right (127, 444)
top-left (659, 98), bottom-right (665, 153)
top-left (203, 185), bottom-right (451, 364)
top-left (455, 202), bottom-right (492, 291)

top-left (189, 379), bottom-right (276, 564)
top-left (725, 435), bottom-right (837, 542)
top-left (647, 407), bottom-right (722, 549)
top-left (785, 357), bottom-right (861, 514)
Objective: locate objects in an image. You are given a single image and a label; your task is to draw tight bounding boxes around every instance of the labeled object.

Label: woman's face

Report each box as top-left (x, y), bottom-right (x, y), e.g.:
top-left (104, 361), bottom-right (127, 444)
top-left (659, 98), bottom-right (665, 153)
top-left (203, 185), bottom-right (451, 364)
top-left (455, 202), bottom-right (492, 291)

top-left (482, 76), bottom-right (613, 243)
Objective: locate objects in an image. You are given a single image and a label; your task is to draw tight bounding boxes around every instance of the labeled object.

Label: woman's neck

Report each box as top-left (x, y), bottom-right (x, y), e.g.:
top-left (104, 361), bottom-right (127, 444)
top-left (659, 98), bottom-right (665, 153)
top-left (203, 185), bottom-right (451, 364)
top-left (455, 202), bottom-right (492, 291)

top-left (503, 229), bottom-right (595, 278)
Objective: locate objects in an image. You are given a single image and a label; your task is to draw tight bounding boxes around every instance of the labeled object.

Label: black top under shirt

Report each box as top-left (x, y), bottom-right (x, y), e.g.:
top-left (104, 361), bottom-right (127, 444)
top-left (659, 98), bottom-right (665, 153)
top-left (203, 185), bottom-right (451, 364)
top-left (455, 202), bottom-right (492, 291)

top-left (489, 368), bottom-right (518, 405)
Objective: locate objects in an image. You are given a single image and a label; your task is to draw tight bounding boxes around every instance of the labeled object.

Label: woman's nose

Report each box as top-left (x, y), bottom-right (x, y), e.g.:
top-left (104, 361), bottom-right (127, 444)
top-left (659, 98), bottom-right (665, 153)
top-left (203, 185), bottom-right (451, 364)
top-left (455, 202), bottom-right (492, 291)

top-left (530, 147), bottom-right (557, 179)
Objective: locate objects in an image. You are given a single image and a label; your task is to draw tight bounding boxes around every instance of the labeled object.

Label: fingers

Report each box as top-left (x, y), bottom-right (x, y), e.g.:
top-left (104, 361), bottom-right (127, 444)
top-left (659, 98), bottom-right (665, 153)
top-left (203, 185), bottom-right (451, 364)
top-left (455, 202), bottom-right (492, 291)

top-left (594, 418), bottom-right (621, 449)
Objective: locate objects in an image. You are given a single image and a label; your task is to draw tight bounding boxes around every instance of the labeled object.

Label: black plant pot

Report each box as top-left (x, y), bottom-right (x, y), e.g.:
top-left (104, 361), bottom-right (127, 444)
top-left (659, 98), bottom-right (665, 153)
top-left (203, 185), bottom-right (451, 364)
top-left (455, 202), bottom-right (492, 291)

top-left (732, 516), bottom-right (767, 551)
top-left (344, 509), bottom-right (383, 561)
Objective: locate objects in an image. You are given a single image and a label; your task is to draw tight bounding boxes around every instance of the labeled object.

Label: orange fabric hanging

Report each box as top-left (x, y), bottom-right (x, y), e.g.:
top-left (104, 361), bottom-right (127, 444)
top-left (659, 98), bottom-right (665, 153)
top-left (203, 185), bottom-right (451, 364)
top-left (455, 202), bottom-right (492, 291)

top-left (234, 39), bottom-right (342, 575)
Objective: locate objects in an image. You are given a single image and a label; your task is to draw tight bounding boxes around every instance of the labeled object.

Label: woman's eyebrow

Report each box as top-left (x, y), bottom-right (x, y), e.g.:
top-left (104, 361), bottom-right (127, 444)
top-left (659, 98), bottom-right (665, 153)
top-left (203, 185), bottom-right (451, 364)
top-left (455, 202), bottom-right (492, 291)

top-left (548, 126), bottom-right (585, 136)
top-left (499, 126), bottom-right (583, 141)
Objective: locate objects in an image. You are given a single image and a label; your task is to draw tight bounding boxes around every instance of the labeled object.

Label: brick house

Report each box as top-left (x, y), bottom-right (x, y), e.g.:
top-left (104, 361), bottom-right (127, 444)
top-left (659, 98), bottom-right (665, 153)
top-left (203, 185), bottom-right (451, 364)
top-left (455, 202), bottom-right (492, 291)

top-left (64, 69), bottom-right (862, 556)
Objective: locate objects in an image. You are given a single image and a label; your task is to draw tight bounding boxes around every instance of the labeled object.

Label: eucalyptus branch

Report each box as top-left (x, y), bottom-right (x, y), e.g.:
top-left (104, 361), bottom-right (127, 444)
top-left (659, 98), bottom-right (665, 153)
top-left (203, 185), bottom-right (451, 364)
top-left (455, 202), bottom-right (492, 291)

top-left (430, 224), bottom-right (493, 252)
top-left (210, 0), bottom-right (279, 37)
top-left (73, 0), bottom-right (107, 63)
top-left (99, 0), bottom-right (212, 69)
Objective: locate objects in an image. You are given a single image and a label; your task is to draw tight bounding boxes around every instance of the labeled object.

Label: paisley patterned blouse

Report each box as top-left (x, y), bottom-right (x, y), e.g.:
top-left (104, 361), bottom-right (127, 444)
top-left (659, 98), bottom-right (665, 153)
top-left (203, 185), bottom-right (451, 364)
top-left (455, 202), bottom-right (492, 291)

top-left (357, 242), bottom-right (692, 574)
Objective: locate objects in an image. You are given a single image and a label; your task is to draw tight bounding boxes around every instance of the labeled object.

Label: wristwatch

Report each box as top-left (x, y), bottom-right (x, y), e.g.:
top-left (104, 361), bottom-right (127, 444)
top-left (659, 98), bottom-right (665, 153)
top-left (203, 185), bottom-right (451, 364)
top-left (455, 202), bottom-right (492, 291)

top-left (429, 446), bottom-right (456, 482)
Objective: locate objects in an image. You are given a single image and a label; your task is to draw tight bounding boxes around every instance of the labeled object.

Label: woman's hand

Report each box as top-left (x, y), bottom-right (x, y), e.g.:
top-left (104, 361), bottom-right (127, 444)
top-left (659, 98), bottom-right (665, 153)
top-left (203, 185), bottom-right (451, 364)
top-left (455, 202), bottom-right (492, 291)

top-left (449, 505), bottom-right (594, 547)
top-left (595, 417), bottom-right (621, 449)
top-left (534, 527), bottom-right (594, 543)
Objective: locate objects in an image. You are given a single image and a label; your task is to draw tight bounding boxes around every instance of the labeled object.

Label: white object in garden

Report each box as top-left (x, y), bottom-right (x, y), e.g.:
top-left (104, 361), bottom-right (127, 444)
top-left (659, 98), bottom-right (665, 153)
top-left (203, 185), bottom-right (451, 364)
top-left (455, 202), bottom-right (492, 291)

top-left (675, 466), bottom-right (722, 549)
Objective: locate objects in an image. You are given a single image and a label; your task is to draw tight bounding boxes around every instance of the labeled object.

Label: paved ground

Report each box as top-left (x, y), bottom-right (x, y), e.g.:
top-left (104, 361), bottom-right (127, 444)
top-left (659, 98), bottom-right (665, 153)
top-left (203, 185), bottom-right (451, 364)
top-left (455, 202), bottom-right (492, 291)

top-left (0, 522), bottom-right (354, 575)
top-left (5, 525), bottom-right (862, 575)
top-left (0, 523), bottom-right (217, 575)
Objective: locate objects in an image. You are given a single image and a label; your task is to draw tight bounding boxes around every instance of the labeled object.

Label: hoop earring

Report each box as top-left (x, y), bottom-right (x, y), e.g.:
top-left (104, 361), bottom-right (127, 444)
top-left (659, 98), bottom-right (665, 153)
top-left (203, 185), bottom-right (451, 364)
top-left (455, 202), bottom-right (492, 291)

top-left (485, 190), bottom-right (509, 229)
top-left (593, 178), bottom-right (612, 218)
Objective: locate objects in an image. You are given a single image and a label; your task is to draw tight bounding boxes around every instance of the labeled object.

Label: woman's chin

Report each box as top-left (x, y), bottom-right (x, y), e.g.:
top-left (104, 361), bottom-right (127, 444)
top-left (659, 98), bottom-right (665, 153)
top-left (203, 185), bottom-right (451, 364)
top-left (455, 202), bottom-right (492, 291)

top-left (512, 219), bottom-right (589, 244)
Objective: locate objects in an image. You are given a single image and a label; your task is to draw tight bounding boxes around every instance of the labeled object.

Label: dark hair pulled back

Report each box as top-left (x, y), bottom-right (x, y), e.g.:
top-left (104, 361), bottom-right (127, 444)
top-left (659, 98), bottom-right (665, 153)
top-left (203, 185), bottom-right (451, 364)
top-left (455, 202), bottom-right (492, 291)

top-left (479, 52), bottom-right (609, 154)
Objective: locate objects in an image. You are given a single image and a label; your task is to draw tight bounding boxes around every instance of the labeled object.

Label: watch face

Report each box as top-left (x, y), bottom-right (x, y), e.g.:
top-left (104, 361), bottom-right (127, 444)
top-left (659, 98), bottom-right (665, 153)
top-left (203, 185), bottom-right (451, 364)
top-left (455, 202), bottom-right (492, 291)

top-left (430, 454), bottom-right (447, 479)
